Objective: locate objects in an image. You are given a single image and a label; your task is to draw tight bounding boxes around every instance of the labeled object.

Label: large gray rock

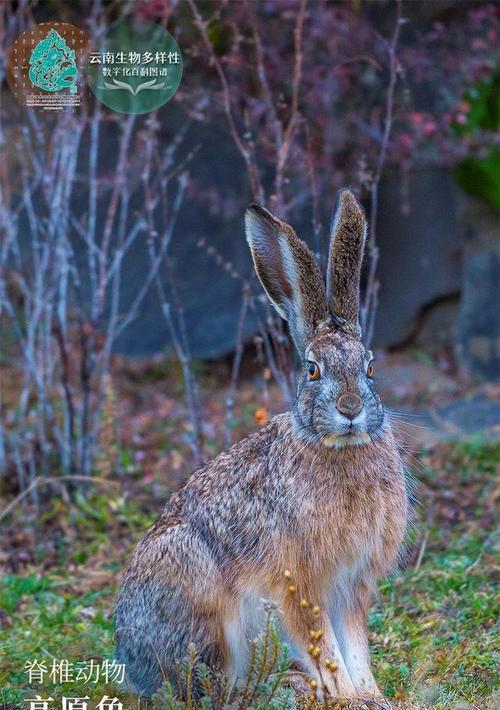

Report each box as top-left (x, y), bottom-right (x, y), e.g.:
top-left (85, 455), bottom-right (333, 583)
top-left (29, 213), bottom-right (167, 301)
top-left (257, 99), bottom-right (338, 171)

top-left (437, 395), bottom-right (500, 436)
top-left (393, 396), bottom-right (500, 448)
top-left (117, 166), bottom-right (465, 359)
top-left (374, 168), bottom-right (461, 348)
top-left (456, 195), bottom-right (500, 381)
top-left (115, 117), bottom-right (258, 359)
top-left (457, 248), bottom-right (500, 380)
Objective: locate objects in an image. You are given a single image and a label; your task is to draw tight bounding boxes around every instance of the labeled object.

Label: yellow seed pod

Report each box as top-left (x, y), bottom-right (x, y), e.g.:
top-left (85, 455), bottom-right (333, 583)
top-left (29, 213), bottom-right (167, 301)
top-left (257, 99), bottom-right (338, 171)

top-left (309, 679), bottom-right (318, 690)
top-left (308, 643), bottom-right (315, 653)
top-left (315, 630), bottom-right (323, 640)
top-left (284, 569), bottom-right (292, 580)
top-left (309, 629), bottom-right (316, 639)
top-left (312, 605), bottom-right (320, 615)
top-left (300, 598), bottom-right (309, 608)
top-left (288, 584), bottom-right (296, 593)
top-left (311, 646), bottom-right (320, 658)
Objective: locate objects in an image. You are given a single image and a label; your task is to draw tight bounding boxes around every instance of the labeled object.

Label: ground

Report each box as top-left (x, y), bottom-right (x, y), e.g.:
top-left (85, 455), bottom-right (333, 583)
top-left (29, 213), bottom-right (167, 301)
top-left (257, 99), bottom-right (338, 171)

top-left (0, 349), bottom-right (498, 709)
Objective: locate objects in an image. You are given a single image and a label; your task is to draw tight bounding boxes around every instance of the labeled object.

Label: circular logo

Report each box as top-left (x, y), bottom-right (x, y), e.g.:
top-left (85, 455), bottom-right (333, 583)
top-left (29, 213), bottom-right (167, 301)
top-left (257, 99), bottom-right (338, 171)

top-left (7, 22), bottom-right (90, 111)
top-left (87, 19), bottom-right (183, 115)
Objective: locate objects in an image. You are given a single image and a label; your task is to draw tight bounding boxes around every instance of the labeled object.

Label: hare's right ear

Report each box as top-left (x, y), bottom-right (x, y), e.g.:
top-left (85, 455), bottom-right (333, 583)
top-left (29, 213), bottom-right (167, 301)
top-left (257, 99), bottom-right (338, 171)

top-left (326, 189), bottom-right (367, 337)
top-left (245, 204), bottom-right (328, 356)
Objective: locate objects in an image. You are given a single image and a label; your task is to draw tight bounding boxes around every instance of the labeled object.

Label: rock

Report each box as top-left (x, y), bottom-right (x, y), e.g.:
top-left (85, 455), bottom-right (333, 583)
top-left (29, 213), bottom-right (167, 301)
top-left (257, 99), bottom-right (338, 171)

top-left (374, 168), bottom-right (461, 348)
top-left (117, 167), bottom-right (465, 358)
top-left (436, 396), bottom-right (500, 436)
top-left (114, 115), bottom-right (259, 359)
top-left (415, 297), bottom-right (460, 350)
top-left (377, 358), bottom-right (458, 403)
top-left (393, 396), bottom-right (500, 449)
top-left (456, 195), bottom-right (500, 381)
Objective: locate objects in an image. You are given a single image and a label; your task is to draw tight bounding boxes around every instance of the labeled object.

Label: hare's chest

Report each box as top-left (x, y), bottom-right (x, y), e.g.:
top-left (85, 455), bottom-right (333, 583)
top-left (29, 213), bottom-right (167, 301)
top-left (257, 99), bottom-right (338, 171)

top-left (302, 478), bottom-right (390, 568)
top-left (327, 474), bottom-right (407, 579)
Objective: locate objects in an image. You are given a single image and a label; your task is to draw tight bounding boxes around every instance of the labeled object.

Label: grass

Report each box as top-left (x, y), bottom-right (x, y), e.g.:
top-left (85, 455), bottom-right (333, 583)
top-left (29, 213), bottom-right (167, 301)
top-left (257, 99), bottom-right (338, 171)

top-left (0, 574), bottom-right (116, 699)
top-left (0, 438), bottom-right (498, 709)
top-left (372, 526), bottom-right (498, 708)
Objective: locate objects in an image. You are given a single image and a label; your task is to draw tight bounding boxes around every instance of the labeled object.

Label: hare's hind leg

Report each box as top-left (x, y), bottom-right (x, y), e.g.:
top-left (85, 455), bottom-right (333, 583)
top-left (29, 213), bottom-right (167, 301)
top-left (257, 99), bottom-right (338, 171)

top-left (116, 524), bottom-right (228, 697)
top-left (223, 611), bottom-right (249, 685)
top-left (223, 590), bottom-right (266, 685)
top-left (117, 576), bottom-right (222, 696)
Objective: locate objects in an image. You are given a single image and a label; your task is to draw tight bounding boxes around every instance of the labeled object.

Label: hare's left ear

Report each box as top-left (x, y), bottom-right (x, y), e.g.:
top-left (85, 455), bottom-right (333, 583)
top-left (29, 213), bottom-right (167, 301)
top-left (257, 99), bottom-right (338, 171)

top-left (326, 189), bottom-right (367, 336)
top-left (245, 204), bottom-right (328, 356)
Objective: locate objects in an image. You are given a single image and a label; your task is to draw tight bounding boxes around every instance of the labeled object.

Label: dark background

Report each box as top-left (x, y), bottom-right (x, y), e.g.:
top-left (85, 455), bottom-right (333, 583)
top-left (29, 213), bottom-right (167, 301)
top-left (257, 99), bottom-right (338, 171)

top-left (2, 0), bottom-right (498, 374)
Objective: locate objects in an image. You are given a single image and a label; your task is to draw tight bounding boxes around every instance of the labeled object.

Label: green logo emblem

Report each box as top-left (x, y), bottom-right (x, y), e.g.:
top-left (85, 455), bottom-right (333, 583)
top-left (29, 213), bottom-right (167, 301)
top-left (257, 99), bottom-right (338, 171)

top-left (87, 19), bottom-right (183, 115)
top-left (29, 28), bottom-right (78, 94)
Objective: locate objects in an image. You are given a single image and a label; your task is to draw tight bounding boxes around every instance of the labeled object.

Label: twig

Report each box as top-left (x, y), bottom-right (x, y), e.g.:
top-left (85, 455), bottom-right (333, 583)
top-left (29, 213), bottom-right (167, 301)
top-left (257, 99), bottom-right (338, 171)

top-left (0, 475), bottom-right (120, 524)
top-left (414, 528), bottom-right (429, 571)
top-left (361, 0), bottom-right (404, 343)
top-left (305, 122), bottom-right (322, 264)
top-left (187, 0), bottom-right (264, 202)
top-left (224, 282), bottom-right (251, 447)
top-left (163, 257), bottom-right (205, 468)
top-left (0, 3), bottom-right (195, 491)
top-left (273, 0), bottom-right (307, 214)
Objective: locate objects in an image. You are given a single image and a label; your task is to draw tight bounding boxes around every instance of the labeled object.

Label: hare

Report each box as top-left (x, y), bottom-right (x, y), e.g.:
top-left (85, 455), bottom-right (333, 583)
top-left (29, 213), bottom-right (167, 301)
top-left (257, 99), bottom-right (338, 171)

top-left (115, 189), bottom-right (409, 701)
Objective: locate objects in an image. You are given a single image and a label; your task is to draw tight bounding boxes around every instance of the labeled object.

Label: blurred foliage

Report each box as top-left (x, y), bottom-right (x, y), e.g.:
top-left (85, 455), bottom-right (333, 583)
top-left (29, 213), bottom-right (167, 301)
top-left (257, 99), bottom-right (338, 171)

top-left (454, 70), bottom-right (500, 209)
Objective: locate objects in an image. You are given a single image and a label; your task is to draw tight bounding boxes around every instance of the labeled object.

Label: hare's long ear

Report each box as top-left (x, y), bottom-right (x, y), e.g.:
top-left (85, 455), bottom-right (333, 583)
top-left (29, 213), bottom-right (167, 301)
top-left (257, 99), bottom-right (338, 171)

top-left (245, 204), bottom-right (328, 356)
top-left (326, 189), bottom-right (367, 336)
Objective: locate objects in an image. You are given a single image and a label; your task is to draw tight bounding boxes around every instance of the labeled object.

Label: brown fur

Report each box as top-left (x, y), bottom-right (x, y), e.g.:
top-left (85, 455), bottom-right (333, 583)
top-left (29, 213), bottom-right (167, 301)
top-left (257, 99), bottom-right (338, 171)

top-left (246, 204), bottom-right (329, 354)
top-left (117, 414), bottom-right (407, 697)
top-left (327, 189), bottom-right (367, 333)
top-left (115, 189), bottom-right (409, 701)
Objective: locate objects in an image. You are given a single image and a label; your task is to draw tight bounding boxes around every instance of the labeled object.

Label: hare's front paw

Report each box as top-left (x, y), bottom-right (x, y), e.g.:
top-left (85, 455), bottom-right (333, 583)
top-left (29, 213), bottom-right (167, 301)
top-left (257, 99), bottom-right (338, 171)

top-left (353, 682), bottom-right (388, 705)
top-left (322, 669), bottom-right (357, 701)
top-left (349, 689), bottom-right (392, 710)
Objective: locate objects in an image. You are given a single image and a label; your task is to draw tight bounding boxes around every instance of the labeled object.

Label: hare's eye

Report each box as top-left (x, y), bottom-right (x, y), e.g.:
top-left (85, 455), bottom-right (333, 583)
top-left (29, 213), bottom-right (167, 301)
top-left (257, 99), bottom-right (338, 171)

top-left (307, 361), bottom-right (320, 381)
top-left (367, 361), bottom-right (375, 378)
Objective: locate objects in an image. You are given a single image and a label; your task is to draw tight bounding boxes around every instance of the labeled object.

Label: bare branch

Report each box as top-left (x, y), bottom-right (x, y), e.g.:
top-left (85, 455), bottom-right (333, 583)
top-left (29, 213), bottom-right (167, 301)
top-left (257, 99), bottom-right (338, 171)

top-left (187, 0), bottom-right (264, 203)
top-left (361, 0), bottom-right (404, 344)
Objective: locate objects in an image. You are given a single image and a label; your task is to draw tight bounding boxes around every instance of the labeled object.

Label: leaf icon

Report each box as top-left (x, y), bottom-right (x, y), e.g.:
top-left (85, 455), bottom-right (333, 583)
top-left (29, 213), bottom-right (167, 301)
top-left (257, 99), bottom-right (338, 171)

top-left (103, 78), bottom-right (134, 94)
top-left (134, 78), bottom-right (157, 93)
top-left (100, 78), bottom-right (169, 96)
top-left (111, 78), bottom-right (135, 94)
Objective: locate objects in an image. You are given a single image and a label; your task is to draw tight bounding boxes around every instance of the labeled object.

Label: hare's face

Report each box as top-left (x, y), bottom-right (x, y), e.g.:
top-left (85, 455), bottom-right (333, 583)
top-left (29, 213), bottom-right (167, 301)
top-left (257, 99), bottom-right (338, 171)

top-left (293, 330), bottom-right (385, 448)
top-left (246, 190), bottom-right (381, 449)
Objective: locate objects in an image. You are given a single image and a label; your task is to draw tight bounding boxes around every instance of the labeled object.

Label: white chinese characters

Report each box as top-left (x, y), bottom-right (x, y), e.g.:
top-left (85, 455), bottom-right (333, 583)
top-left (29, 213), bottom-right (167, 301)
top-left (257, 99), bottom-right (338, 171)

top-left (25, 696), bottom-right (123, 710)
top-left (24, 659), bottom-right (125, 685)
top-left (89, 51), bottom-right (180, 64)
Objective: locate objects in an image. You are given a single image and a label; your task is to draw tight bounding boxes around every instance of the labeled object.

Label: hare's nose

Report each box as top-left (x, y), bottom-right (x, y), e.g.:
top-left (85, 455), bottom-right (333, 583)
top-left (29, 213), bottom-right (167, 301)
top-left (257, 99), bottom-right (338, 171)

top-left (336, 393), bottom-right (364, 420)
